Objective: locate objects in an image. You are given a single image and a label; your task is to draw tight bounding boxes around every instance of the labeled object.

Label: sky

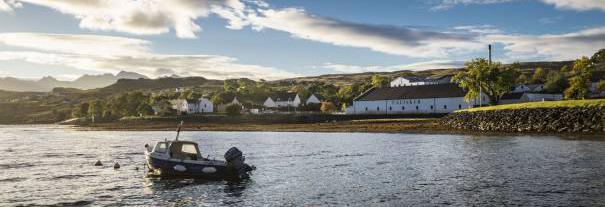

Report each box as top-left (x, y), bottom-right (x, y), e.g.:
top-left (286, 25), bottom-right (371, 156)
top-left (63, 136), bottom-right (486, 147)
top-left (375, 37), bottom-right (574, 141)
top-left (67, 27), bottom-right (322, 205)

top-left (0, 0), bottom-right (604, 80)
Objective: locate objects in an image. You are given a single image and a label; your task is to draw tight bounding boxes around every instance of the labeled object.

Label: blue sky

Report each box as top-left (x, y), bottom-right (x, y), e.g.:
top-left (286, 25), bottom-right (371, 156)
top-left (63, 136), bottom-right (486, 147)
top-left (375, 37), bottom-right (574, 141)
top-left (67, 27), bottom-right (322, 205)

top-left (0, 0), bottom-right (604, 80)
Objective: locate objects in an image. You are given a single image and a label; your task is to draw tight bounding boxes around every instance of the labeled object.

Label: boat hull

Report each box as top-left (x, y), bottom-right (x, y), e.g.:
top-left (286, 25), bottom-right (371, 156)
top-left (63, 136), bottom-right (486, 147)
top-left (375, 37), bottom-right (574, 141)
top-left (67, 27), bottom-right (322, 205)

top-left (146, 155), bottom-right (241, 180)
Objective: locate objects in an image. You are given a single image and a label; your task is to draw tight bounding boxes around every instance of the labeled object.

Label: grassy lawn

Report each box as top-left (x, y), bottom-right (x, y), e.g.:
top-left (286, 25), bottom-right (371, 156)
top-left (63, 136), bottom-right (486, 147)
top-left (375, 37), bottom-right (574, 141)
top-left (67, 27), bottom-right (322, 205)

top-left (457, 99), bottom-right (605, 112)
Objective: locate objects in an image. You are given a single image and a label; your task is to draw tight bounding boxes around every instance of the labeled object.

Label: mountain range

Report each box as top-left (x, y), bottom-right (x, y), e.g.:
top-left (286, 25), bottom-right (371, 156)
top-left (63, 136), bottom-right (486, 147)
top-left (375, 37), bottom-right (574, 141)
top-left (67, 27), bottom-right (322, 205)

top-left (0, 71), bottom-right (149, 92)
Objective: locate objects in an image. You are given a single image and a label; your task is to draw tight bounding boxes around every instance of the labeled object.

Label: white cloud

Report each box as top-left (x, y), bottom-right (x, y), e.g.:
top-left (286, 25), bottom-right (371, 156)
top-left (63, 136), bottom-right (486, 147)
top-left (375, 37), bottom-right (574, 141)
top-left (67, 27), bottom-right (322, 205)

top-left (0, 0), bottom-right (250, 38)
top-left (245, 8), bottom-right (484, 58)
top-left (485, 26), bottom-right (605, 60)
top-left (454, 25), bottom-right (502, 34)
top-left (0, 33), bottom-right (298, 80)
top-left (432, 0), bottom-right (513, 10)
top-left (0, 0), bottom-right (21, 11)
top-left (540, 0), bottom-right (605, 11)
top-left (322, 60), bottom-right (465, 74)
top-left (0, 33), bottom-right (151, 57)
top-left (432, 0), bottom-right (605, 11)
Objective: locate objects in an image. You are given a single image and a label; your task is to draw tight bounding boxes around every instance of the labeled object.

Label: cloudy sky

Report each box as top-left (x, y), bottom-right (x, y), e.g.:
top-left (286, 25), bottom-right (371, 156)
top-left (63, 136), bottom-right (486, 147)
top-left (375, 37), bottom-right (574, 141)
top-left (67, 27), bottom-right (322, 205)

top-left (0, 0), bottom-right (604, 80)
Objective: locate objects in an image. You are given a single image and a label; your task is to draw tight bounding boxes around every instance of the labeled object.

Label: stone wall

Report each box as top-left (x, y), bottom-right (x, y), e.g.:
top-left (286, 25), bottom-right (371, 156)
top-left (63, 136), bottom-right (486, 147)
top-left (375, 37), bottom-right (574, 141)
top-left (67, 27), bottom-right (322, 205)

top-left (441, 107), bottom-right (605, 133)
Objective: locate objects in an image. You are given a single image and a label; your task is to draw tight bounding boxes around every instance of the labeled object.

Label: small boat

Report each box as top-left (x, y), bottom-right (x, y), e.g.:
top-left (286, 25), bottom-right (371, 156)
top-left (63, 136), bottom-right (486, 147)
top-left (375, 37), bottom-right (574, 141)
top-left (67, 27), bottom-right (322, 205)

top-left (144, 122), bottom-right (255, 180)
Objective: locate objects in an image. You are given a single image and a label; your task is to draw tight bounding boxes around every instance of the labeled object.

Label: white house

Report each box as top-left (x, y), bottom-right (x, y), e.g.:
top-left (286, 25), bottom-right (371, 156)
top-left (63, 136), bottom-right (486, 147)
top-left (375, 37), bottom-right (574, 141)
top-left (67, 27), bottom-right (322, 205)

top-left (390, 76), bottom-right (432, 87)
top-left (171, 98), bottom-right (213, 114)
top-left (264, 92), bottom-right (301, 108)
top-left (306, 94), bottom-right (321, 105)
top-left (350, 83), bottom-right (488, 115)
top-left (512, 84), bottom-right (545, 93)
top-left (521, 93), bottom-right (563, 102)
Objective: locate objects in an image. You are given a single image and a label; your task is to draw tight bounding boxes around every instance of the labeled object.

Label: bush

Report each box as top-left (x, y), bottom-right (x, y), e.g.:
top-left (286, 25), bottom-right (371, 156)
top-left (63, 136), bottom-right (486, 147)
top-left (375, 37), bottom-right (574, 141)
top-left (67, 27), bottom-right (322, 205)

top-left (225, 104), bottom-right (242, 116)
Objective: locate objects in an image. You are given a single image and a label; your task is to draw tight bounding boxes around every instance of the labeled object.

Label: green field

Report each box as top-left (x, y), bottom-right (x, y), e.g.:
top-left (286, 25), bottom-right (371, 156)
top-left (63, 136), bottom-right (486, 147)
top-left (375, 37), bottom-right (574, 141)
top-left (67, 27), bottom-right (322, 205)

top-left (457, 99), bottom-right (605, 112)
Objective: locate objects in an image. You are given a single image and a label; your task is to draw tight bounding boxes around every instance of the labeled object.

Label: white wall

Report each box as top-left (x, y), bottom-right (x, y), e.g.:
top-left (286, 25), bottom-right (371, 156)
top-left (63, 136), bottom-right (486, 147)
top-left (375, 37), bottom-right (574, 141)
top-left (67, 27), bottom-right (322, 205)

top-left (198, 98), bottom-right (213, 113)
top-left (351, 94), bottom-right (489, 115)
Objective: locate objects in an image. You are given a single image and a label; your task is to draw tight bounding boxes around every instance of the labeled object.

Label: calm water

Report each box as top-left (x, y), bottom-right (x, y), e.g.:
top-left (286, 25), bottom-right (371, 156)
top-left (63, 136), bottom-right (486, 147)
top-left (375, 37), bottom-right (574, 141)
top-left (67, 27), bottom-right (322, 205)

top-left (1, 125), bottom-right (605, 206)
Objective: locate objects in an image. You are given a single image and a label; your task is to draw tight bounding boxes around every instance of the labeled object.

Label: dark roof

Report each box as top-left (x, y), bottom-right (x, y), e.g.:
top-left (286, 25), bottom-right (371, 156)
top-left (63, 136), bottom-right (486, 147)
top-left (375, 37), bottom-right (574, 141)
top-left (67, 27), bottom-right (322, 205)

top-left (270, 92), bottom-right (298, 101)
top-left (501, 92), bottom-right (524, 100)
top-left (354, 83), bottom-right (466, 101)
top-left (399, 76), bottom-right (427, 82)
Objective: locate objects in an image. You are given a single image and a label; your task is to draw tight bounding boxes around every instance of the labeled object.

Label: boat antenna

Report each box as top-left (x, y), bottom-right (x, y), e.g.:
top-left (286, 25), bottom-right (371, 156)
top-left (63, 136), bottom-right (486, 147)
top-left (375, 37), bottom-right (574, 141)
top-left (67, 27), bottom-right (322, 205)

top-left (175, 121), bottom-right (184, 141)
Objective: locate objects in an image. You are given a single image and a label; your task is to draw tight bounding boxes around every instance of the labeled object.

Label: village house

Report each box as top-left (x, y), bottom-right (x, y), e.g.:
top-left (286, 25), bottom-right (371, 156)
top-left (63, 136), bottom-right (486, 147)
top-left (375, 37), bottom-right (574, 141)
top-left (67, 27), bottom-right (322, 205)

top-left (263, 92), bottom-right (301, 108)
top-left (511, 84), bottom-right (545, 93)
top-left (305, 93), bottom-right (322, 105)
top-left (349, 83), bottom-right (488, 115)
top-left (171, 97), bottom-right (213, 114)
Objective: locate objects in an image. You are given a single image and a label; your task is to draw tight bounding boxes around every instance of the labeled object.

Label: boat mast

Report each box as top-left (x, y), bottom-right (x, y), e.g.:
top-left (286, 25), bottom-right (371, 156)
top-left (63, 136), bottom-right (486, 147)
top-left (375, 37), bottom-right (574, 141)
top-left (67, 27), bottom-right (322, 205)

top-left (175, 121), bottom-right (184, 141)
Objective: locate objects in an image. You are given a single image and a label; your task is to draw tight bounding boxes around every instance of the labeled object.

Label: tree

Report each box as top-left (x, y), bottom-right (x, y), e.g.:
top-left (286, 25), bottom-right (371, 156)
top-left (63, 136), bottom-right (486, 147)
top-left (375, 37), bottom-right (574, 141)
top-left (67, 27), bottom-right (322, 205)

top-left (88, 100), bottom-right (104, 120)
top-left (590, 49), bottom-right (605, 66)
top-left (371, 75), bottom-right (389, 88)
top-left (597, 80), bottom-right (605, 94)
top-left (337, 85), bottom-right (355, 105)
top-left (72, 102), bottom-right (89, 118)
top-left (225, 104), bottom-right (241, 116)
top-left (516, 73), bottom-right (530, 84)
top-left (564, 57), bottom-right (593, 100)
top-left (453, 58), bottom-right (518, 104)
top-left (544, 70), bottom-right (568, 93)
top-left (320, 101), bottom-right (336, 113)
top-left (531, 67), bottom-right (547, 84)
top-left (136, 102), bottom-right (154, 116)
top-left (224, 79), bottom-right (240, 93)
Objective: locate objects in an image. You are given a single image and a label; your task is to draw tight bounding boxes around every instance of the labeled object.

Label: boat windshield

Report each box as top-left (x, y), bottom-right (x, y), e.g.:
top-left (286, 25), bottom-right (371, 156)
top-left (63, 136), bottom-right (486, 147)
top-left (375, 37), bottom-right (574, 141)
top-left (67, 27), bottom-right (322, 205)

top-left (153, 142), bottom-right (167, 153)
top-left (169, 142), bottom-right (200, 160)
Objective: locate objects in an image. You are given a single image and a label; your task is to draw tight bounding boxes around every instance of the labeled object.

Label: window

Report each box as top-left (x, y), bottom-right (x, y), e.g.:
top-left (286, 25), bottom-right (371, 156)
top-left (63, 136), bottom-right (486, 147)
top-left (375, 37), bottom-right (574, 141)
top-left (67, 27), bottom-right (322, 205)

top-left (416, 106), bottom-right (419, 110)
top-left (154, 142), bottom-right (167, 153)
top-left (444, 105), bottom-right (447, 109)
top-left (181, 144), bottom-right (198, 154)
top-left (402, 106), bottom-right (405, 110)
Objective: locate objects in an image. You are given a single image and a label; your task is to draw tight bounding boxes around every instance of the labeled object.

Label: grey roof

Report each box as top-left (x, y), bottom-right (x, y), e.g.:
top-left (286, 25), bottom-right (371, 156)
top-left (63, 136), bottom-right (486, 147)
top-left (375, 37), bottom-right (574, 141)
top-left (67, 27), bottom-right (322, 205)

top-left (270, 92), bottom-right (298, 101)
top-left (501, 92), bottom-right (524, 100)
top-left (354, 83), bottom-right (467, 101)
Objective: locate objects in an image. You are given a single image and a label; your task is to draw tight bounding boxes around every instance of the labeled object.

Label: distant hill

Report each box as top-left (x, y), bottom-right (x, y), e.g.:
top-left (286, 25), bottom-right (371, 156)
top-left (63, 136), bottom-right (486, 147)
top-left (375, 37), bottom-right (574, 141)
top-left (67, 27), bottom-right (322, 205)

top-left (0, 71), bottom-right (149, 92)
top-left (91, 76), bottom-right (223, 96)
top-left (275, 61), bottom-right (575, 86)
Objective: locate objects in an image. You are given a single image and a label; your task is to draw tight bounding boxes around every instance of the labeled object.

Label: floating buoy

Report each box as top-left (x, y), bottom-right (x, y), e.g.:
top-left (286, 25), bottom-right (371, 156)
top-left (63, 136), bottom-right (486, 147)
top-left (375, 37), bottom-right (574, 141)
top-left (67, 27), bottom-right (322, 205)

top-left (94, 160), bottom-right (103, 166)
top-left (113, 162), bottom-right (120, 169)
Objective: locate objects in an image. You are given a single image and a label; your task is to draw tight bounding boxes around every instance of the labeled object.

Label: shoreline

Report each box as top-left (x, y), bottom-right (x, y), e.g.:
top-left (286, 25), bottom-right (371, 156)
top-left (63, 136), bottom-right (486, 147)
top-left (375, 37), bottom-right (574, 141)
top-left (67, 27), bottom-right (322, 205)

top-left (71, 118), bottom-right (604, 138)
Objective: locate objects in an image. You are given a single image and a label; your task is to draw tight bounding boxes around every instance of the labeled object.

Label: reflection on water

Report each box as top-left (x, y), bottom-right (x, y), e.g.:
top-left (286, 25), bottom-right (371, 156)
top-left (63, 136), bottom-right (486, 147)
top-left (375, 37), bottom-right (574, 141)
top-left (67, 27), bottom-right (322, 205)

top-left (1, 125), bottom-right (604, 206)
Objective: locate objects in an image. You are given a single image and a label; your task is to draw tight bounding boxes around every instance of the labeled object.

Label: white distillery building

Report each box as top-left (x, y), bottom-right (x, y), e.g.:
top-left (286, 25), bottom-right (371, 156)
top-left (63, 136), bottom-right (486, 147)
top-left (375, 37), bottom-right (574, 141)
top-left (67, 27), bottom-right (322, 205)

top-left (172, 98), bottom-right (214, 114)
top-left (263, 92), bottom-right (301, 108)
top-left (350, 83), bottom-right (487, 115)
top-left (389, 75), bottom-right (453, 87)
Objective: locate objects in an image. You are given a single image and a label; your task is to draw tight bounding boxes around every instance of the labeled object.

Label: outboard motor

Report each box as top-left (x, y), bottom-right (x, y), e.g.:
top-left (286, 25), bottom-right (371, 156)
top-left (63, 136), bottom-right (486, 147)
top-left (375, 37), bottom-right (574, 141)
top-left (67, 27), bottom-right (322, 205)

top-left (224, 147), bottom-right (253, 179)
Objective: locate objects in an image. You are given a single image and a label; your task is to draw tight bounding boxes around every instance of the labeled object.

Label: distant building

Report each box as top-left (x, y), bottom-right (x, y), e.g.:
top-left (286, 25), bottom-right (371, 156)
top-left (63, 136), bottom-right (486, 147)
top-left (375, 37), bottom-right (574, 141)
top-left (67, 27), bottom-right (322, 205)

top-left (389, 75), bottom-right (453, 87)
top-left (350, 83), bottom-right (488, 115)
top-left (390, 76), bottom-right (432, 87)
top-left (264, 92), bottom-right (301, 108)
top-left (512, 84), bottom-right (545, 93)
top-left (171, 98), bottom-right (213, 114)
top-left (306, 94), bottom-right (321, 105)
